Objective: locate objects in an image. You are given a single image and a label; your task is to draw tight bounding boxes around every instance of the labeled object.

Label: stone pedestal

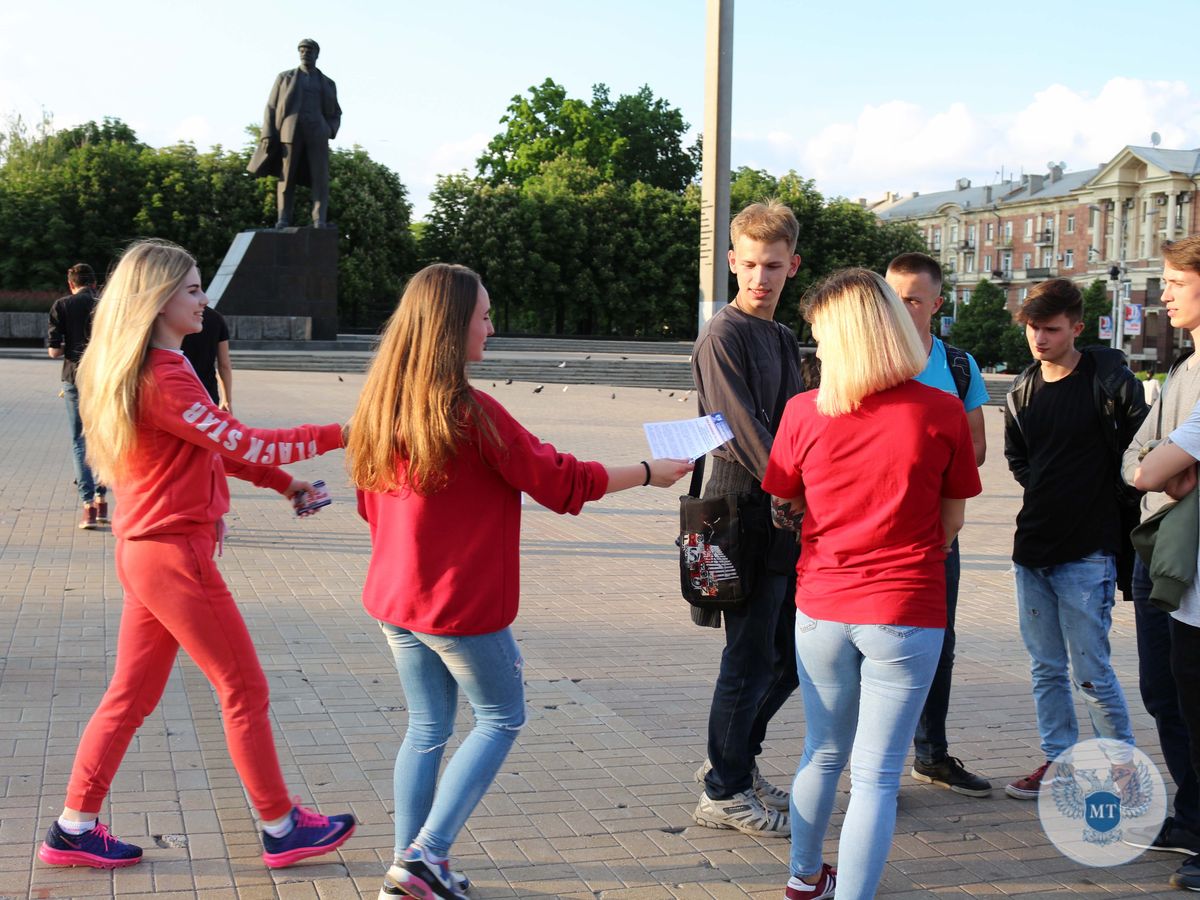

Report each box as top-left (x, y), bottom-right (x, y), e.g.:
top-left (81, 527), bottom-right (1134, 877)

top-left (207, 227), bottom-right (338, 340)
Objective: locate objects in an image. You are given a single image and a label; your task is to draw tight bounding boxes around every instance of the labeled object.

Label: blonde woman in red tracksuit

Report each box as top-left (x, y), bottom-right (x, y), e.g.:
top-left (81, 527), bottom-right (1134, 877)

top-left (345, 264), bottom-right (693, 900)
top-left (38, 239), bottom-right (355, 871)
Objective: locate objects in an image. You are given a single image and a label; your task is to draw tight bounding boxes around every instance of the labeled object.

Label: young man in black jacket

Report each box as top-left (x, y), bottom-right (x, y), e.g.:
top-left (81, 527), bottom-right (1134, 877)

top-left (1003, 278), bottom-right (1146, 800)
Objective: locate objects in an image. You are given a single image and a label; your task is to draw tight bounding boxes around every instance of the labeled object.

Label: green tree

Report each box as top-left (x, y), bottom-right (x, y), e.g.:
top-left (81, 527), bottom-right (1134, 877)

top-left (1079, 278), bottom-right (1111, 348)
top-left (999, 323), bottom-right (1033, 371)
top-left (949, 278), bottom-right (1013, 369)
top-left (477, 79), bottom-right (698, 191)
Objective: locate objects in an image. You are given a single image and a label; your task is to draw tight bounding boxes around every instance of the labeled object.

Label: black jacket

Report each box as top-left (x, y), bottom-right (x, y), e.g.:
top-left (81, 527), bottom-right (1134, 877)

top-left (1003, 346), bottom-right (1149, 598)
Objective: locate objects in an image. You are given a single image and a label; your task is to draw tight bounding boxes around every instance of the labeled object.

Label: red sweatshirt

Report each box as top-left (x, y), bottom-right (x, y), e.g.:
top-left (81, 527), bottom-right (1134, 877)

top-left (357, 390), bottom-right (609, 636)
top-left (112, 349), bottom-right (344, 539)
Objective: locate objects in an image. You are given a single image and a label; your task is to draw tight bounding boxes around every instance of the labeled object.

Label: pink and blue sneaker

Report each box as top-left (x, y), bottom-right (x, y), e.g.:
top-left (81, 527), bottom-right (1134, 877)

top-left (261, 805), bottom-right (356, 868)
top-left (38, 821), bottom-right (143, 869)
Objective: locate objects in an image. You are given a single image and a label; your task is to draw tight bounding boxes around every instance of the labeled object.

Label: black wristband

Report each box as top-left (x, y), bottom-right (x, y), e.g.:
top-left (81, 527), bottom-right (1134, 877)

top-left (640, 460), bottom-right (651, 486)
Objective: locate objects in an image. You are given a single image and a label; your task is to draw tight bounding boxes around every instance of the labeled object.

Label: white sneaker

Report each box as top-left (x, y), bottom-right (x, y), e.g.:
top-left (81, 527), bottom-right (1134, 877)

top-left (694, 760), bottom-right (790, 812)
top-left (693, 788), bottom-right (788, 837)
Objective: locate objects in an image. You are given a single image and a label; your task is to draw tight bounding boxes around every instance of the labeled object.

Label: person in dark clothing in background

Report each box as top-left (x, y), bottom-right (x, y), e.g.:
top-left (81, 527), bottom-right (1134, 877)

top-left (47, 263), bottom-right (106, 529)
top-left (182, 306), bottom-right (233, 410)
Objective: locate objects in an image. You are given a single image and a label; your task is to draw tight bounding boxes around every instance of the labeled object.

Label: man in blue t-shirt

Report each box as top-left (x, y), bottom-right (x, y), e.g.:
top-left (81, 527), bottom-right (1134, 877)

top-left (887, 252), bottom-right (992, 797)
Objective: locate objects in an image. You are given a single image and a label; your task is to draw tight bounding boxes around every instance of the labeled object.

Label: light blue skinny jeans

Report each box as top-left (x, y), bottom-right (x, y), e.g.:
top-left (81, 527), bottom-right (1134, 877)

top-left (1013, 551), bottom-right (1134, 761)
top-left (379, 622), bottom-right (526, 860)
top-left (790, 611), bottom-right (943, 900)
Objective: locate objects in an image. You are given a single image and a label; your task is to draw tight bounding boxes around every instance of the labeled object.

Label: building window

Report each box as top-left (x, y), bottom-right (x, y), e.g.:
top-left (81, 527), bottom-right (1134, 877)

top-left (968, 224), bottom-right (977, 244)
top-left (1002, 250), bottom-right (1013, 272)
top-left (1019, 288), bottom-right (1029, 301)
top-left (1025, 218), bottom-right (1034, 238)
top-left (1042, 250), bottom-right (1054, 268)
top-left (950, 224), bottom-right (959, 243)
top-left (1064, 249), bottom-right (1074, 269)
top-left (1004, 221), bottom-right (1013, 241)
top-left (986, 223), bottom-right (995, 242)
top-left (965, 254), bottom-right (975, 273)
top-left (1066, 214), bottom-right (1076, 234)
top-left (984, 254), bottom-right (992, 272)
top-left (961, 288), bottom-right (971, 304)
top-left (1022, 253), bottom-right (1032, 270)
top-left (1121, 282), bottom-right (1132, 300)
top-left (932, 228), bottom-right (941, 251)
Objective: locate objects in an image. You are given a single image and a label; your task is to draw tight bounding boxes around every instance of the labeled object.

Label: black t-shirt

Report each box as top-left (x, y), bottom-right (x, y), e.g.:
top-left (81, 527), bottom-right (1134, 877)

top-left (180, 308), bottom-right (230, 403)
top-left (1013, 353), bottom-right (1120, 566)
top-left (46, 288), bottom-right (98, 384)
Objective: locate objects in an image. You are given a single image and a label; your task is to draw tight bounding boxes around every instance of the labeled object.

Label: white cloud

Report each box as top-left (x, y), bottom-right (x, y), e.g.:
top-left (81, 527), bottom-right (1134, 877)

top-left (736, 78), bottom-right (1200, 202)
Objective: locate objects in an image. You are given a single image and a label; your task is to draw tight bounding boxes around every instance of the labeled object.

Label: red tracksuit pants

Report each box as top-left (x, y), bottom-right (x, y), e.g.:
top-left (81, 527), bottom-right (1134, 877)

top-left (65, 530), bottom-right (293, 820)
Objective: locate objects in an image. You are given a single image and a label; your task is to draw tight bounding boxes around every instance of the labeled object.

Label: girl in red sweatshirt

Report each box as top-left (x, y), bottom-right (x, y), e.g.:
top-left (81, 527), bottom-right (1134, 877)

top-left (345, 263), bottom-right (692, 900)
top-left (38, 239), bottom-right (355, 871)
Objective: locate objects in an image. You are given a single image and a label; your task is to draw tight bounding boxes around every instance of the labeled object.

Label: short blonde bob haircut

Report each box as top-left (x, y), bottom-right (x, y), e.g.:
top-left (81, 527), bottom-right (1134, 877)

top-left (803, 267), bottom-right (925, 416)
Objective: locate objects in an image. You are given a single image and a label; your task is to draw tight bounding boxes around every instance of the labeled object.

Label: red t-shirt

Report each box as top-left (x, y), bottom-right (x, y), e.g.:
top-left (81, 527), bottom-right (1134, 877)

top-left (357, 390), bottom-right (609, 636)
top-left (761, 380), bottom-right (982, 627)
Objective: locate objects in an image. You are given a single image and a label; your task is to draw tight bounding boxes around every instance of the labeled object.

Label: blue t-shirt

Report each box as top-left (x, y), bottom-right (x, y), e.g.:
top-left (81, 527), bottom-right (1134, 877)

top-left (915, 337), bottom-right (988, 412)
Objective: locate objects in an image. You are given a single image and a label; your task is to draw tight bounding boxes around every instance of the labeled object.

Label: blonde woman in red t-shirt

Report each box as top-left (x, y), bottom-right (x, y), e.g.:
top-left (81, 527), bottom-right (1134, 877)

top-left (345, 263), bottom-right (691, 900)
top-left (39, 239), bottom-right (356, 872)
top-left (762, 268), bottom-right (982, 900)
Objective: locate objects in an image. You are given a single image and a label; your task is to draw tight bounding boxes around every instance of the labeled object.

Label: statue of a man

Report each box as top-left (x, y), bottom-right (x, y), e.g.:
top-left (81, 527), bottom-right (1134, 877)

top-left (248, 38), bottom-right (342, 228)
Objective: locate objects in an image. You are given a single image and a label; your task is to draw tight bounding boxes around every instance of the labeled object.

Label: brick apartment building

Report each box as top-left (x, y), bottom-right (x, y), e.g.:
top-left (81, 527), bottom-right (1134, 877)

top-left (873, 145), bottom-right (1200, 369)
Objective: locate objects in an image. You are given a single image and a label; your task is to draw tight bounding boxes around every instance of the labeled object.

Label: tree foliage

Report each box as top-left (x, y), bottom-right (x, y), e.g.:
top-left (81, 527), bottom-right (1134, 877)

top-left (1079, 278), bottom-right (1112, 348)
top-left (0, 115), bottom-right (415, 326)
top-left (477, 79), bottom-right (699, 192)
top-left (949, 279), bottom-right (1013, 369)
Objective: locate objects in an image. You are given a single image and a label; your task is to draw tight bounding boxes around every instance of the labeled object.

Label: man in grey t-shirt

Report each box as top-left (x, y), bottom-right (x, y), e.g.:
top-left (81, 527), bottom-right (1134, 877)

top-left (1121, 235), bottom-right (1200, 884)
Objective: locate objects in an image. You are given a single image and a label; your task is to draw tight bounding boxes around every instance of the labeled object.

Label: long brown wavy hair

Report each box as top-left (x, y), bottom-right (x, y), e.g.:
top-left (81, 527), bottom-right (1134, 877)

top-left (346, 263), bottom-right (498, 495)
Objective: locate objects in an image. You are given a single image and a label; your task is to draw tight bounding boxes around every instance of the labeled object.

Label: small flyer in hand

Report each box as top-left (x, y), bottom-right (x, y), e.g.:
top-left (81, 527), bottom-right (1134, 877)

top-left (293, 479), bottom-right (332, 517)
top-left (643, 413), bottom-right (734, 461)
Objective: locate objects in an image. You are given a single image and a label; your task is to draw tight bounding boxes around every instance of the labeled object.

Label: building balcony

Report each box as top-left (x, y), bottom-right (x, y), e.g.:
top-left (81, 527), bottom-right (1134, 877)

top-left (1023, 267), bottom-right (1054, 280)
top-left (960, 240), bottom-right (975, 250)
top-left (1034, 230), bottom-right (1055, 246)
top-left (996, 237), bottom-right (1013, 248)
top-left (992, 269), bottom-right (1013, 283)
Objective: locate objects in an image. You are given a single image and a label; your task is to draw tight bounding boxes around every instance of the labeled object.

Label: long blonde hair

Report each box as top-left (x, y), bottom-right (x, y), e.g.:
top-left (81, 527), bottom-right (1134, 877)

top-left (803, 268), bottom-right (925, 416)
top-left (77, 239), bottom-right (197, 483)
top-left (346, 263), bottom-right (497, 495)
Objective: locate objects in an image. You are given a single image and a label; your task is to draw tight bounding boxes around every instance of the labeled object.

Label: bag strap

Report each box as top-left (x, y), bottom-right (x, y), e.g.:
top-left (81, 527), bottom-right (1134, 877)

top-left (944, 343), bottom-right (972, 403)
top-left (687, 452), bottom-right (706, 498)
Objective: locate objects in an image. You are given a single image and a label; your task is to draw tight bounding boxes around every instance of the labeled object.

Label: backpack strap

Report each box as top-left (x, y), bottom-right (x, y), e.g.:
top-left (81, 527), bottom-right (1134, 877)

top-left (943, 343), bottom-right (972, 403)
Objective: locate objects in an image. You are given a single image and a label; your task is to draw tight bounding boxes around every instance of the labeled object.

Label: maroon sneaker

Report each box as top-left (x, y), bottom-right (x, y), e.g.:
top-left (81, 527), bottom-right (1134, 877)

top-left (78, 504), bottom-right (97, 530)
top-left (94, 498), bottom-right (109, 523)
top-left (1005, 761), bottom-right (1052, 800)
top-left (785, 863), bottom-right (836, 899)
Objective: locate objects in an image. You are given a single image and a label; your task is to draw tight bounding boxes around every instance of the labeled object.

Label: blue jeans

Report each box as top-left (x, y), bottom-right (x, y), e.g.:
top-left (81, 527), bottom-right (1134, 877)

top-left (63, 382), bottom-right (103, 504)
top-left (1132, 556), bottom-right (1200, 830)
top-left (1013, 552), bottom-right (1134, 761)
top-left (790, 612), bottom-right (943, 900)
top-left (913, 538), bottom-right (960, 764)
top-left (705, 571), bottom-right (798, 799)
top-left (379, 623), bottom-right (526, 860)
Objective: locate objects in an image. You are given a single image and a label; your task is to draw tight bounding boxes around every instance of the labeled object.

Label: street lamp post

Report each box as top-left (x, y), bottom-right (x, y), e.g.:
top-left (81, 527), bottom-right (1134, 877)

top-left (1109, 264), bottom-right (1123, 351)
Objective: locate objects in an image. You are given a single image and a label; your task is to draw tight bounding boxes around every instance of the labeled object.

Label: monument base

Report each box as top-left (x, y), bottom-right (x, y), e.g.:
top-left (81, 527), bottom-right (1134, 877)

top-left (207, 227), bottom-right (338, 340)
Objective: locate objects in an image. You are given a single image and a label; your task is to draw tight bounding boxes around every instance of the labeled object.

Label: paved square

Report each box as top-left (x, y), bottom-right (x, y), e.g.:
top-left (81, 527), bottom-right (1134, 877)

top-left (0, 358), bottom-right (1183, 898)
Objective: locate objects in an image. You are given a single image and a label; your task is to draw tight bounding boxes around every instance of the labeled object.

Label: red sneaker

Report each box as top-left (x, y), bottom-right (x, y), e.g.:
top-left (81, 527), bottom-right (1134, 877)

top-left (1005, 761), bottom-right (1052, 799)
top-left (78, 504), bottom-right (97, 530)
top-left (785, 863), bottom-right (836, 899)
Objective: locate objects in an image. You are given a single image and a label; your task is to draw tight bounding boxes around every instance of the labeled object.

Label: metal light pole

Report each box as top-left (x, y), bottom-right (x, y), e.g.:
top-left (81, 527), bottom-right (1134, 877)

top-left (697, 0), bottom-right (733, 330)
top-left (1109, 265), bottom-right (1122, 350)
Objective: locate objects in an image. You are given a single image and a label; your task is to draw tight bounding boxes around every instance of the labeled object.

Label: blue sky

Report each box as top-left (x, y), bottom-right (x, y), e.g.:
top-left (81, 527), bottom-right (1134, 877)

top-left (3, 0), bottom-right (1197, 218)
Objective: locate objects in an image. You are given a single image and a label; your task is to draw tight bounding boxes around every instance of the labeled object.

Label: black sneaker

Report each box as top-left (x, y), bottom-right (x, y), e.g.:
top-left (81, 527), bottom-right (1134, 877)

top-left (1170, 854), bottom-right (1200, 891)
top-left (1125, 816), bottom-right (1200, 856)
top-left (911, 756), bottom-right (992, 797)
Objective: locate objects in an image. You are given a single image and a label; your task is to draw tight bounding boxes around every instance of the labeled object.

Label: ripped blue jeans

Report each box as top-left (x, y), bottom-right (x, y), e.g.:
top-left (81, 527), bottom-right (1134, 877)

top-left (1014, 552), bottom-right (1134, 762)
top-left (379, 622), bottom-right (526, 859)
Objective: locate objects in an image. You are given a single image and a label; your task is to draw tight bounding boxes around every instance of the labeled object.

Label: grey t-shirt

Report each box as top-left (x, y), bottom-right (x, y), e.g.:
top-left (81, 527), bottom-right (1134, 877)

top-left (1123, 358), bottom-right (1200, 517)
top-left (1164, 409), bottom-right (1200, 626)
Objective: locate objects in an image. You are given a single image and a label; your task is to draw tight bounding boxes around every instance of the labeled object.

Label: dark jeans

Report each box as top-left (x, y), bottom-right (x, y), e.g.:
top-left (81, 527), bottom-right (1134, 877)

top-left (1135, 557), bottom-right (1200, 830)
top-left (705, 571), bottom-right (799, 799)
top-left (63, 381), bottom-right (104, 504)
top-left (913, 539), bottom-right (960, 764)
